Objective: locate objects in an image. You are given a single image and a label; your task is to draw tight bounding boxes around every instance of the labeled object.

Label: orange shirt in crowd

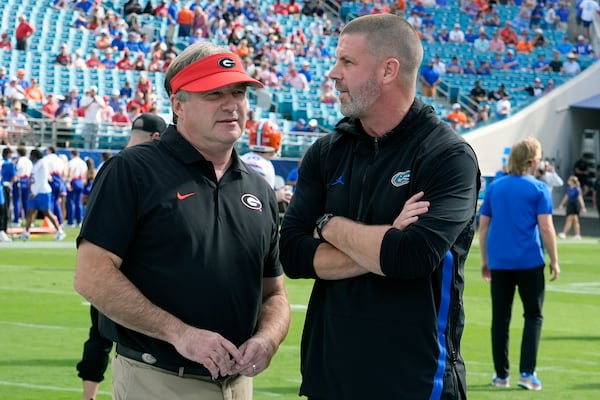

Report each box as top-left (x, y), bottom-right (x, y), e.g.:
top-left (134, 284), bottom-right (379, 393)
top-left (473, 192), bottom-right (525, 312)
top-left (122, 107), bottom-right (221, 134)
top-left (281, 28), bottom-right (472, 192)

top-left (177, 8), bottom-right (194, 25)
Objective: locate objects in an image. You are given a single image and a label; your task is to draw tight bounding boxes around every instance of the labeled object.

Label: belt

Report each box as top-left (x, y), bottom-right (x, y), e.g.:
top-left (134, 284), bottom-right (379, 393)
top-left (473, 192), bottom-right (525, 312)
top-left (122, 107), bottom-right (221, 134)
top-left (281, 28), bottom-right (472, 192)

top-left (116, 343), bottom-right (237, 383)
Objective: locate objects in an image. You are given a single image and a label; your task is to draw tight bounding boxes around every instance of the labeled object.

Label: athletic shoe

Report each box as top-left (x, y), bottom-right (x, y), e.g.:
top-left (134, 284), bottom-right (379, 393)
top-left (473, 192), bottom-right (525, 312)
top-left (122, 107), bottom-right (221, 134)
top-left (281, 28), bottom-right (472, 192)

top-left (54, 230), bottom-right (67, 241)
top-left (18, 231), bottom-right (30, 241)
top-left (558, 232), bottom-right (566, 239)
top-left (0, 230), bottom-right (12, 242)
top-left (518, 372), bottom-right (542, 391)
top-left (573, 235), bottom-right (582, 240)
top-left (491, 375), bottom-right (510, 388)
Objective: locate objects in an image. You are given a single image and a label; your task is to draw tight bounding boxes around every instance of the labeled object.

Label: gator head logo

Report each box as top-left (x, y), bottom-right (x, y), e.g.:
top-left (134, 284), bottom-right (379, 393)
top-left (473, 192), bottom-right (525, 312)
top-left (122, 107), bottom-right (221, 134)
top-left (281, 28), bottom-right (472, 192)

top-left (391, 170), bottom-right (411, 187)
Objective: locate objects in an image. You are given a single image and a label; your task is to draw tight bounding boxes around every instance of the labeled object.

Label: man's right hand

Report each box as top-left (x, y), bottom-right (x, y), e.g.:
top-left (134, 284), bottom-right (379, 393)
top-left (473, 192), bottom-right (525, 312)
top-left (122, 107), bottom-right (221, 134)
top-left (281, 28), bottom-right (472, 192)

top-left (392, 191), bottom-right (430, 231)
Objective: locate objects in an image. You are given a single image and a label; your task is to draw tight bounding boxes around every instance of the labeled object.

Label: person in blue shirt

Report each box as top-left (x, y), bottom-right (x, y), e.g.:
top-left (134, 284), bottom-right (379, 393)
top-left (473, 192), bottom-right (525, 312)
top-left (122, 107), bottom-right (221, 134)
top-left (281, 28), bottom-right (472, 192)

top-left (532, 52), bottom-right (550, 72)
top-left (555, 35), bottom-right (573, 54)
top-left (422, 13), bottom-right (436, 28)
top-left (573, 35), bottom-right (594, 56)
top-left (479, 137), bottom-right (560, 392)
top-left (111, 32), bottom-right (126, 51)
top-left (1, 147), bottom-right (16, 242)
top-left (419, 58), bottom-right (440, 97)
top-left (465, 26), bottom-right (479, 43)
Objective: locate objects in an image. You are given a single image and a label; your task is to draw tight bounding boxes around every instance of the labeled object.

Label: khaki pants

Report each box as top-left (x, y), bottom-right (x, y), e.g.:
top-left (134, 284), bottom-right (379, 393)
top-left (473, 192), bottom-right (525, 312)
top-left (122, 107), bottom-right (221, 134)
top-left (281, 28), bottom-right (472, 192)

top-left (112, 354), bottom-right (253, 400)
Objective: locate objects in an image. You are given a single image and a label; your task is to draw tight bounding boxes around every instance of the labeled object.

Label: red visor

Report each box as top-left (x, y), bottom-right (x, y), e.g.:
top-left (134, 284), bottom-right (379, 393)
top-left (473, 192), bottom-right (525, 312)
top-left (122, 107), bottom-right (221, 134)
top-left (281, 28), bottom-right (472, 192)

top-left (170, 53), bottom-right (263, 94)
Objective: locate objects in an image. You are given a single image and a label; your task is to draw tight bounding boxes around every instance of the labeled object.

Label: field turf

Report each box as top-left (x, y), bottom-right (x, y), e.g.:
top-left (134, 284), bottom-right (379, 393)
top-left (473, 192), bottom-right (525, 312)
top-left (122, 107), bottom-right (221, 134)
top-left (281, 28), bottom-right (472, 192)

top-left (0, 229), bottom-right (598, 399)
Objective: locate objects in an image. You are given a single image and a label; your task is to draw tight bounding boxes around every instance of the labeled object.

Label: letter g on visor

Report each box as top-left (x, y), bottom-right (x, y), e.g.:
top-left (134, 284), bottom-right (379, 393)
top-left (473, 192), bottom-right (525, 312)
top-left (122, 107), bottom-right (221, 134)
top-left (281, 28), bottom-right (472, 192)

top-left (170, 52), bottom-right (263, 94)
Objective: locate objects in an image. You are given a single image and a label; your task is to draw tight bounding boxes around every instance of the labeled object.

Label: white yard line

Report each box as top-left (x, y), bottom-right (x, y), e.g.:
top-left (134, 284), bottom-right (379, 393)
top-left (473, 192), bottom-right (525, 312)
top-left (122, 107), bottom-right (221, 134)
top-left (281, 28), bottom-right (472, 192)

top-left (0, 380), bottom-right (110, 395)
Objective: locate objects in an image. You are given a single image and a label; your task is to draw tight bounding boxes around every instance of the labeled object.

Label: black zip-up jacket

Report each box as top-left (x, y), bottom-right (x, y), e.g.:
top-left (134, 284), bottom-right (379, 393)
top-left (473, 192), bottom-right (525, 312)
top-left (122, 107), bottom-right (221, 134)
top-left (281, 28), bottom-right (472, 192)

top-left (279, 99), bottom-right (480, 399)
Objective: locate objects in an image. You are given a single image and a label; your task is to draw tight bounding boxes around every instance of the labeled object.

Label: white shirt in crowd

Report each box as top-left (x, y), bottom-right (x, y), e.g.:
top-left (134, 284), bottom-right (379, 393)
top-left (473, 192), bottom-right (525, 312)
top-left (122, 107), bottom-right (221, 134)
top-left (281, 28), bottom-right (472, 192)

top-left (30, 159), bottom-right (52, 195)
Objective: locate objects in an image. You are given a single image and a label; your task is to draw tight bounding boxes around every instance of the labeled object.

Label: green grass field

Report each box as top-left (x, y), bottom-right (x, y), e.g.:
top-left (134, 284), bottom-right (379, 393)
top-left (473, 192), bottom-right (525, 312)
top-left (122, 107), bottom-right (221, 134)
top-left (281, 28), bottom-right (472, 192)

top-left (0, 229), bottom-right (599, 399)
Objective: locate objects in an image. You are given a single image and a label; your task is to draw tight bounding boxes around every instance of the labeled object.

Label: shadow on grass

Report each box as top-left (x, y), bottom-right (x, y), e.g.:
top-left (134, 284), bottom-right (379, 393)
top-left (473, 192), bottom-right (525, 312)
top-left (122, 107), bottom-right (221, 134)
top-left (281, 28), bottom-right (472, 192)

top-left (254, 386), bottom-right (300, 396)
top-left (467, 384), bottom-right (524, 392)
top-left (0, 358), bottom-right (77, 367)
top-left (569, 383), bottom-right (600, 390)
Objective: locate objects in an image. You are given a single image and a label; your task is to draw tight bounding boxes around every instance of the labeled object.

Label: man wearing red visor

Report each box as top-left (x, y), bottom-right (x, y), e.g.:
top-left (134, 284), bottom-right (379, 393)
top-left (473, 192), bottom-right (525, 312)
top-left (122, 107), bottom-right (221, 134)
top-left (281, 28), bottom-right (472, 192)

top-left (74, 42), bottom-right (290, 400)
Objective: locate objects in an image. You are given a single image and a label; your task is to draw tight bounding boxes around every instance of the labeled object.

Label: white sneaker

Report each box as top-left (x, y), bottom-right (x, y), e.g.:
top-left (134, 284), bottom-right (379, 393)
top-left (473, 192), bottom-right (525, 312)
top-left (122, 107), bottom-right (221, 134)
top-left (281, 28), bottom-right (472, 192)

top-left (54, 230), bottom-right (67, 241)
top-left (19, 231), bottom-right (30, 241)
top-left (573, 235), bottom-right (582, 240)
top-left (558, 232), bottom-right (566, 239)
top-left (0, 231), bottom-right (12, 242)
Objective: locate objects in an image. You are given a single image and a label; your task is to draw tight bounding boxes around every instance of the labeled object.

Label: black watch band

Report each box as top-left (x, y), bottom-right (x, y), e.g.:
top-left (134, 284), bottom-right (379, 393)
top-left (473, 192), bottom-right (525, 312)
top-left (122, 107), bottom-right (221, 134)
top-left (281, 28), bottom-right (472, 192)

top-left (316, 213), bottom-right (334, 242)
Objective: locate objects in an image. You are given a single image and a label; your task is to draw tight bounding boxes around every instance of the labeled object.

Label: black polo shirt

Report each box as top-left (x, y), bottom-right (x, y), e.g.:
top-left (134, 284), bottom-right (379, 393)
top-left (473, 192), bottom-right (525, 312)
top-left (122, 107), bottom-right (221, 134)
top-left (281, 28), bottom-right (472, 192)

top-left (79, 125), bottom-right (282, 367)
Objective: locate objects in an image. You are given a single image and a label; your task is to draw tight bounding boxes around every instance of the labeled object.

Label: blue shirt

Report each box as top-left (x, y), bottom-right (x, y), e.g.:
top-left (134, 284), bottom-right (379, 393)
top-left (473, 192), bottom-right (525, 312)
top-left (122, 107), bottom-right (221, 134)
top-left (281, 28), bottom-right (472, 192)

top-left (420, 66), bottom-right (440, 84)
top-left (480, 174), bottom-right (552, 270)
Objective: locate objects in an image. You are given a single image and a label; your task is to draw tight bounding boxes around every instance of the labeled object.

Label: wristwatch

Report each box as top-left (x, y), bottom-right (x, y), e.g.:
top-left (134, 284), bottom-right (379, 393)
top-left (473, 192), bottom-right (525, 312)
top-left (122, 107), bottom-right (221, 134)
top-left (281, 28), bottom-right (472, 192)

top-left (315, 213), bottom-right (334, 242)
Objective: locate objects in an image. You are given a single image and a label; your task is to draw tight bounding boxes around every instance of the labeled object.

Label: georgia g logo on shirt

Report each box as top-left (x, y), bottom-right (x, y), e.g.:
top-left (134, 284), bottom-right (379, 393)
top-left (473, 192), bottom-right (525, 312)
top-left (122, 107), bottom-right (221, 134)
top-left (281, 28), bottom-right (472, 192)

top-left (241, 193), bottom-right (263, 211)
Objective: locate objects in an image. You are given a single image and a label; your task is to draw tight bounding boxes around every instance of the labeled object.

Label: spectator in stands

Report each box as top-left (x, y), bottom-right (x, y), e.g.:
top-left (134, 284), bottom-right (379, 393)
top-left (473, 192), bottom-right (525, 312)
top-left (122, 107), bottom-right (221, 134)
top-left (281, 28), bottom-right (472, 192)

top-left (573, 35), bottom-right (595, 56)
top-left (474, 28), bottom-right (490, 52)
top-left (292, 118), bottom-right (308, 132)
top-left (446, 56), bottom-right (464, 74)
top-left (6, 100), bottom-right (30, 144)
top-left (532, 51), bottom-right (550, 72)
top-left (512, 3), bottom-right (533, 31)
top-left (42, 94), bottom-right (60, 119)
top-left (112, 105), bottom-right (131, 125)
top-left (556, 2), bottom-right (570, 32)
top-left (123, 0), bottom-right (144, 23)
top-left (177, 3), bottom-right (193, 39)
top-left (489, 29), bottom-right (505, 53)
top-left (500, 21), bottom-right (518, 45)
top-left (133, 53), bottom-right (148, 71)
top-left (532, 29), bottom-right (548, 47)
top-left (120, 80), bottom-right (134, 99)
top-left (503, 49), bottom-right (520, 71)
top-left (319, 80), bottom-right (337, 105)
top-left (420, 58), bottom-right (440, 98)
top-left (149, 51), bottom-right (166, 72)
top-left (561, 52), bottom-right (581, 75)
top-left (495, 92), bottom-right (511, 120)
top-left (5, 77), bottom-right (26, 104)
top-left (52, 0), bottom-right (69, 9)
top-left (516, 33), bottom-right (534, 54)
top-left (108, 89), bottom-right (126, 112)
top-left (25, 78), bottom-right (45, 103)
top-left (100, 96), bottom-right (115, 122)
top-left (484, 5), bottom-right (501, 27)
top-left (477, 60), bottom-right (492, 75)
top-left (555, 35), bottom-right (573, 54)
top-left (530, 3), bottom-right (545, 29)
top-left (284, 66), bottom-right (309, 91)
top-left (55, 44), bottom-right (73, 67)
top-left (166, 0), bottom-right (179, 44)
top-left (117, 49), bottom-right (134, 70)
top-left (306, 118), bottom-right (319, 133)
top-left (406, 10), bottom-right (423, 30)
top-left (154, 0), bottom-right (168, 17)
top-left (470, 79), bottom-right (488, 104)
top-left (544, 3), bottom-right (558, 30)
top-left (436, 25), bottom-right (449, 42)
top-left (0, 67), bottom-right (9, 96)
top-left (79, 86), bottom-right (105, 149)
top-left (136, 73), bottom-right (154, 104)
top-left (432, 55), bottom-right (446, 75)
top-left (579, 0), bottom-right (600, 39)
top-left (488, 83), bottom-right (508, 102)
top-left (548, 50), bottom-right (563, 72)
top-left (111, 32), bottom-right (126, 52)
top-left (55, 94), bottom-right (76, 124)
top-left (446, 103), bottom-right (468, 128)
top-left (465, 26), bottom-right (478, 43)
top-left (101, 49), bottom-right (117, 70)
top-left (16, 69), bottom-right (29, 90)
top-left (74, 0), bottom-right (93, 14)
top-left (15, 15), bottom-right (35, 51)
top-left (95, 31), bottom-right (112, 50)
top-left (127, 90), bottom-right (148, 113)
top-left (0, 32), bottom-right (12, 51)
top-left (86, 49), bottom-right (103, 69)
top-left (421, 24), bottom-right (436, 43)
top-left (475, 104), bottom-right (491, 122)
top-left (464, 60), bottom-right (477, 75)
top-left (517, 77), bottom-right (546, 97)
top-left (449, 23), bottom-right (466, 43)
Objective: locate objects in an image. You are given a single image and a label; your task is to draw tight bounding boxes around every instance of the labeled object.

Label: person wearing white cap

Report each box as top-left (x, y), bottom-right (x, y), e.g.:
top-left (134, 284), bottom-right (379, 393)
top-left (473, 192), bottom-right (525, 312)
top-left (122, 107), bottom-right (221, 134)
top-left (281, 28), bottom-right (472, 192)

top-left (573, 34), bottom-right (594, 56)
top-left (79, 85), bottom-right (105, 149)
top-left (449, 22), bottom-right (465, 43)
top-left (74, 42), bottom-right (290, 400)
top-left (561, 52), bottom-right (581, 75)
